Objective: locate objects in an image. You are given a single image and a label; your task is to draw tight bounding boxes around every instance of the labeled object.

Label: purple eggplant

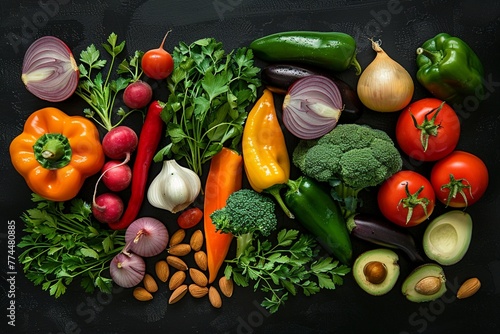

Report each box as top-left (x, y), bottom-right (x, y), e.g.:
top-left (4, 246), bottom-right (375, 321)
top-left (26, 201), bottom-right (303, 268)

top-left (261, 63), bottom-right (364, 123)
top-left (347, 213), bottom-right (425, 263)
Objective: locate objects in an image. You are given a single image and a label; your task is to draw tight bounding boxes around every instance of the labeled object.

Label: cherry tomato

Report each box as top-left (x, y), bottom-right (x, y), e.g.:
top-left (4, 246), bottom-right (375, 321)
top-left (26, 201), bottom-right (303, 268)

top-left (141, 33), bottom-right (174, 80)
top-left (431, 151), bottom-right (489, 208)
top-left (396, 98), bottom-right (460, 162)
top-left (377, 170), bottom-right (435, 227)
top-left (177, 207), bottom-right (203, 229)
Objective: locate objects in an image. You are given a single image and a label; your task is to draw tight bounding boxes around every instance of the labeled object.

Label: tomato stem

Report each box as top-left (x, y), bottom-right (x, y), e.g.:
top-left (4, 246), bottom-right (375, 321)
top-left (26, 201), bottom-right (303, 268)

top-left (440, 173), bottom-right (473, 208)
top-left (410, 101), bottom-right (445, 152)
top-left (398, 182), bottom-right (431, 225)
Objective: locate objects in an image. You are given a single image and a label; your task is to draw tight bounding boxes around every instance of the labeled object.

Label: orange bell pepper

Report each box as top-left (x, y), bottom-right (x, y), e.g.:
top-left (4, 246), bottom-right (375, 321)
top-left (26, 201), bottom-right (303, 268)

top-left (9, 107), bottom-right (105, 201)
top-left (204, 147), bottom-right (242, 283)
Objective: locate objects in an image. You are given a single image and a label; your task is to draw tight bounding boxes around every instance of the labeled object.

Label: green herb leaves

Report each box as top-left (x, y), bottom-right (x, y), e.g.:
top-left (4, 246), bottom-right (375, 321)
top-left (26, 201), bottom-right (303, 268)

top-left (75, 33), bottom-right (142, 130)
top-left (154, 38), bottom-right (261, 175)
top-left (224, 229), bottom-right (351, 314)
top-left (18, 194), bottom-right (126, 298)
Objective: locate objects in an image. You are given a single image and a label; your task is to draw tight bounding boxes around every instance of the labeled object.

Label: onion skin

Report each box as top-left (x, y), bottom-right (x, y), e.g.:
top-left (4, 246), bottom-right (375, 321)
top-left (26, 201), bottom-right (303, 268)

top-left (357, 40), bottom-right (414, 112)
top-left (125, 217), bottom-right (169, 257)
top-left (21, 36), bottom-right (79, 102)
top-left (261, 63), bottom-right (363, 123)
top-left (109, 252), bottom-right (146, 288)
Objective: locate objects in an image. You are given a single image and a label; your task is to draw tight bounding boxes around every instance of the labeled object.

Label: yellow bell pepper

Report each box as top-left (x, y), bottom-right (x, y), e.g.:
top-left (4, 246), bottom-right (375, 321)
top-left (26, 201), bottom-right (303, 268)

top-left (9, 107), bottom-right (105, 201)
top-left (242, 89), bottom-right (293, 218)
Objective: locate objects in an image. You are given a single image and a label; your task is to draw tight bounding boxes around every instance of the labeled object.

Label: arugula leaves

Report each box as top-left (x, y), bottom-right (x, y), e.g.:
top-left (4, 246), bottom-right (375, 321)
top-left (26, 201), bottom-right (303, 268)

top-left (75, 33), bottom-right (143, 130)
top-left (224, 229), bottom-right (351, 314)
top-left (154, 38), bottom-right (261, 175)
top-left (18, 194), bottom-right (126, 298)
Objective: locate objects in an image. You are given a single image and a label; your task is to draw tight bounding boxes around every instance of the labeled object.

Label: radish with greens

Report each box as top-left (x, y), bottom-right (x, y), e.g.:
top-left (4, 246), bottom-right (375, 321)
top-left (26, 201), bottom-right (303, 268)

top-left (92, 193), bottom-right (124, 224)
top-left (123, 80), bottom-right (153, 109)
top-left (141, 31), bottom-right (174, 80)
top-left (101, 160), bottom-right (132, 192)
top-left (21, 36), bottom-right (79, 102)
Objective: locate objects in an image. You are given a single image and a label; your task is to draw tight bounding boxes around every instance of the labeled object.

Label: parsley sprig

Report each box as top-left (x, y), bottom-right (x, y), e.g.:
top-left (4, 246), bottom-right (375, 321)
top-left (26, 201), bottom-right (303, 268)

top-left (154, 38), bottom-right (261, 175)
top-left (75, 33), bottom-right (143, 131)
top-left (18, 194), bottom-right (126, 298)
top-left (224, 229), bottom-right (351, 314)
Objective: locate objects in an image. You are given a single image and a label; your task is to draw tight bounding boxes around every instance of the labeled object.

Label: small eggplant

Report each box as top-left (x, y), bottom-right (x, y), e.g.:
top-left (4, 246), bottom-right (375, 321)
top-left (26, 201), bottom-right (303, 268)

top-left (347, 213), bottom-right (425, 263)
top-left (261, 63), bottom-right (364, 123)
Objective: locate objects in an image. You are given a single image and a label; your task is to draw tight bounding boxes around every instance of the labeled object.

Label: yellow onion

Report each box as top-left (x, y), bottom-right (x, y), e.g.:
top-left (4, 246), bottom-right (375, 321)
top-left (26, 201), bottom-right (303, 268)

top-left (357, 40), bottom-right (414, 112)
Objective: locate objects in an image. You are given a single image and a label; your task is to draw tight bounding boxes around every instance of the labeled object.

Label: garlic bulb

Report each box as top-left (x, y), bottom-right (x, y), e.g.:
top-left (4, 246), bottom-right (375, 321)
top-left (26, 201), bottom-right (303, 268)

top-left (147, 160), bottom-right (201, 213)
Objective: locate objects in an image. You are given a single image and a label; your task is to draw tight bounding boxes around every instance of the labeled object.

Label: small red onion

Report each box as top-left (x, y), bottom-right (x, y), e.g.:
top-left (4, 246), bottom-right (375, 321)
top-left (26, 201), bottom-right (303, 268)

top-left (109, 252), bottom-right (145, 288)
top-left (282, 75), bottom-right (343, 140)
top-left (21, 36), bottom-right (79, 102)
top-left (125, 217), bottom-right (169, 257)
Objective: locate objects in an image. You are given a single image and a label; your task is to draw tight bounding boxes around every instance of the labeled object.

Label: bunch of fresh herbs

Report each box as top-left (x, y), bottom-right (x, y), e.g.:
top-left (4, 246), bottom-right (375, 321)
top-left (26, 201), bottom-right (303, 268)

top-left (154, 37), bottom-right (261, 175)
top-left (18, 194), bottom-right (126, 298)
top-left (223, 229), bottom-right (351, 313)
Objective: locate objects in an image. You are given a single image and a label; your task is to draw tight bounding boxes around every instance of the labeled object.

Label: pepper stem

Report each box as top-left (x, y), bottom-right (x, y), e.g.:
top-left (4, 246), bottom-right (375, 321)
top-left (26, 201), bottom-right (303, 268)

top-left (265, 184), bottom-right (294, 219)
top-left (416, 47), bottom-right (443, 64)
top-left (33, 133), bottom-right (72, 169)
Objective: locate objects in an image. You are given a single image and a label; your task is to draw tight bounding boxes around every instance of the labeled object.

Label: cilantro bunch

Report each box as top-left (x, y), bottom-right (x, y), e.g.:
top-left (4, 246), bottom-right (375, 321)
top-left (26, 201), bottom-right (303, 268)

top-left (224, 229), bottom-right (351, 314)
top-left (154, 38), bottom-right (261, 175)
top-left (18, 194), bottom-right (126, 298)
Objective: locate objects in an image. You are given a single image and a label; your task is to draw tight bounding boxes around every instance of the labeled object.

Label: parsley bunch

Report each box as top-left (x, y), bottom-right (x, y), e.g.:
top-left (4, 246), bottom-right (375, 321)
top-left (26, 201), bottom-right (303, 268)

top-left (154, 38), bottom-right (261, 175)
top-left (224, 229), bottom-right (351, 314)
top-left (75, 33), bottom-right (143, 130)
top-left (18, 194), bottom-right (126, 298)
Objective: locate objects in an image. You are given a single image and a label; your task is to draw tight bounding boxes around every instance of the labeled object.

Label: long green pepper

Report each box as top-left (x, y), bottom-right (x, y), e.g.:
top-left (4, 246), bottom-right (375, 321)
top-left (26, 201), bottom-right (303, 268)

top-left (284, 176), bottom-right (353, 265)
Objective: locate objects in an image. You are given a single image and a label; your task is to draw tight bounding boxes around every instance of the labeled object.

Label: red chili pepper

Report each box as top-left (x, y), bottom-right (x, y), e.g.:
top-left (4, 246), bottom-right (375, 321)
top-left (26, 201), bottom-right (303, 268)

top-left (108, 101), bottom-right (164, 230)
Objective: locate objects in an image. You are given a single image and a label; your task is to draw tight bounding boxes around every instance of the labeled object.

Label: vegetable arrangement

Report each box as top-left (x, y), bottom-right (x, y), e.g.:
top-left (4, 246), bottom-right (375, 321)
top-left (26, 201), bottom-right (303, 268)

top-left (11, 27), bottom-right (489, 317)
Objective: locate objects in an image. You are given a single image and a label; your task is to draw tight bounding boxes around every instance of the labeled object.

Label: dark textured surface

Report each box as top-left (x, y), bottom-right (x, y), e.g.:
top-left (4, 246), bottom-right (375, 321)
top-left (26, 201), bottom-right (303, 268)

top-left (1, 1), bottom-right (500, 333)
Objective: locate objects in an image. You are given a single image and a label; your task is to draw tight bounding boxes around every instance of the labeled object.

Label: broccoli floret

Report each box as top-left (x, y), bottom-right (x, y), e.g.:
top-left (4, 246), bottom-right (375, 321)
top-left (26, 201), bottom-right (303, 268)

top-left (210, 189), bottom-right (278, 258)
top-left (292, 124), bottom-right (402, 218)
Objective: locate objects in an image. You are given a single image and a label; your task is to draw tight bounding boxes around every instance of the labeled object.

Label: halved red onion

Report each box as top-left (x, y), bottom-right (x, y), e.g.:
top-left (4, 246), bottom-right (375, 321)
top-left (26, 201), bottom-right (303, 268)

top-left (109, 252), bottom-right (145, 288)
top-left (21, 36), bottom-right (79, 102)
top-left (125, 217), bottom-right (169, 257)
top-left (282, 75), bottom-right (343, 140)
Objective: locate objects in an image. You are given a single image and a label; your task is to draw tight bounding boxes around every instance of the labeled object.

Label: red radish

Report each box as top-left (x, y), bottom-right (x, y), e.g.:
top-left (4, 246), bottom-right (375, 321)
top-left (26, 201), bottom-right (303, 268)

top-left (101, 126), bottom-right (138, 160)
top-left (101, 160), bottom-right (132, 192)
top-left (92, 193), bottom-right (124, 224)
top-left (141, 31), bottom-right (174, 80)
top-left (123, 80), bottom-right (153, 109)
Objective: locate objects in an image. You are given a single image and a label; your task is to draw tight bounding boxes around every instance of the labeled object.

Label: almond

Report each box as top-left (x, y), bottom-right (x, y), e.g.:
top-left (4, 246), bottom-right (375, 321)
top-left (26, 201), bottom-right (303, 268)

top-left (169, 284), bottom-right (188, 304)
top-left (189, 284), bottom-right (209, 298)
top-left (169, 229), bottom-right (186, 247)
top-left (168, 243), bottom-right (192, 256)
top-left (189, 268), bottom-right (208, 287)
top-left (194, 251), bottom-right (208, 271)
top-left (143, 273), bottom-right (158, 293)
top-left (190, 229), bottom-right (204, 251)
top-left (415, 276), bottom-right (442, 295)
top-left (133, 287), bottom-right (153, 301)
top-left (457, 277), bottom-right (481, 299)
top-left (169, 270), bottom-right (187, 290)
top-left (219, 276), bottom-right (234, 298)
top-left (208, 286), bottom-right (222, 308)
top-left (155, 260), bottom-right (170, 283)
top-left (167, 255), bottom-right (188, 271)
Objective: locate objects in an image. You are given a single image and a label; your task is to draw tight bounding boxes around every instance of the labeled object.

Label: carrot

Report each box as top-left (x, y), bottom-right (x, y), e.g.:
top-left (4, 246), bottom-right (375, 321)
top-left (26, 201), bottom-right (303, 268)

top-left (204, 147), bottom-right (243, 283)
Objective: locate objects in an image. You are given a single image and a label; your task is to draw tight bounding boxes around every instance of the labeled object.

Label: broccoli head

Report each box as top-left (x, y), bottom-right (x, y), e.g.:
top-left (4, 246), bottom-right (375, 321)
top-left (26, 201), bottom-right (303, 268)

top-left (292, 123), bottom-right (402, 217)
top-left (210, 189), bottom-right (278, 257)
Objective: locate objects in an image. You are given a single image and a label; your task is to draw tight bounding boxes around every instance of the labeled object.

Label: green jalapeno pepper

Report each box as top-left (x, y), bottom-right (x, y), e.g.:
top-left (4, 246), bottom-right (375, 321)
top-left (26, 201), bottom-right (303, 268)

top-left (250, 31), bottom-right (361, 75)
top-left (284, 176), bottom-right (352, 264)
top-left (416, 33), bottom-right (484, 104)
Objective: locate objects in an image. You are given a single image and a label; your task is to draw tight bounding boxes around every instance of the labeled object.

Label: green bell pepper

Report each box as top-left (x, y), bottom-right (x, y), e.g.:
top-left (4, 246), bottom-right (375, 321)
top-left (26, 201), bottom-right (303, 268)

top-left (416, 33), bottom-right (484, 104)
top-left (284, 176), bottom-right (352, 265)
top-left (250, 31), bottom-right (362, 75)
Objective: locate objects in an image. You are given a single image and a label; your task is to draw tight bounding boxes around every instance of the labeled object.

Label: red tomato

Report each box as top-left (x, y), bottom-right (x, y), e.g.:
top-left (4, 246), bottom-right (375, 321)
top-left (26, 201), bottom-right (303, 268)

top-left (396, 98), bottom-right (460, 162)
top-left (177, 207), bottom-right (203, 229)
top-left (431, 151), bottom-right (489, 208)
top-left (377, 170), bottom-right (435, 227)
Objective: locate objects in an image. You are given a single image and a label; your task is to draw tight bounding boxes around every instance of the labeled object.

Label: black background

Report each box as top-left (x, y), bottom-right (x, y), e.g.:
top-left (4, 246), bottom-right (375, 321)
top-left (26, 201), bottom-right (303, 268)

top-left (1, 0), bottom-right (500, 333)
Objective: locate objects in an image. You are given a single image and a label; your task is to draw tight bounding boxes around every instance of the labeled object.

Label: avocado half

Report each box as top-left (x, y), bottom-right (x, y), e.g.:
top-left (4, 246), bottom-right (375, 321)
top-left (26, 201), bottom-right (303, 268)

top-left (352, 248), bottom-right (400, 296)
top-left (402, 263), bottom-right (447, 302)
top-left (423, 210), bottom-right (473, 266)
